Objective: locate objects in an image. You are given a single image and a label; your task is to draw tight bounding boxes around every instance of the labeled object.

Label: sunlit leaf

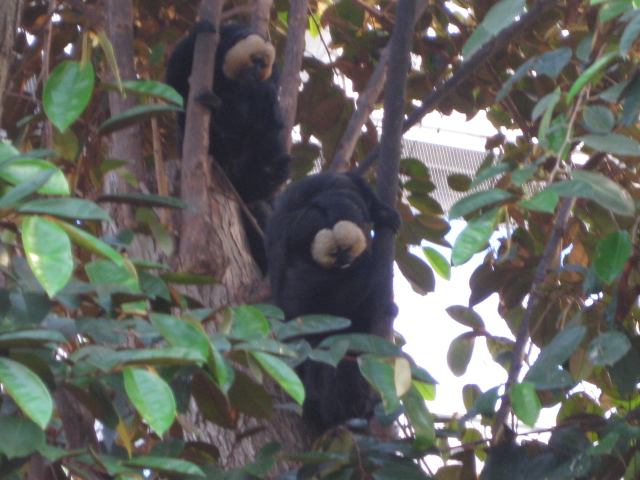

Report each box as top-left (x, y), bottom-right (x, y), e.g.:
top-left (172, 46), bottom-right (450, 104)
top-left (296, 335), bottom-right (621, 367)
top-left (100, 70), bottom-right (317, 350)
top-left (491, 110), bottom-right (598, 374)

top-left (150, 314), bottom-right (211, 361)
top-left (251, 351), bottom-right (304, 405)
top-left (0, 160), bottom-right (69, 195)
top-left (510, 382), bottom-right (541, 427)
top-left (123, 367), bottom-right (176, 436)
top-left (567, 51), bottom-right (618, 103)
top-left (402, 386), bottom-right (436, 449)
top-left (19, 198), bottom-right (112, 221)
top-left (593, 230), bottom-right (632, 283)
top-left (451, 208), bottom-right (499, 266)
top-left (22, 216), bottom-right (73, 297)
top-left (422, 247), bottom-right (451, 280)
top-left (43, 61), bottom-right (95, 131)
top-left (0, 170), bottom-right (56, 209)
top-left (0, 357), bottom-right (53, 429)
top-left (448, 189), bottom-right (513, 219)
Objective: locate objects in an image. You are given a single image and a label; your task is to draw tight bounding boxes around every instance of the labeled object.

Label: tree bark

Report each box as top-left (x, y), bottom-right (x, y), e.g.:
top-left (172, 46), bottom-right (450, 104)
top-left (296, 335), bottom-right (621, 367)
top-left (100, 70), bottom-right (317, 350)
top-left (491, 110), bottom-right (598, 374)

top-left (0, 0), bottom-right (21, 123)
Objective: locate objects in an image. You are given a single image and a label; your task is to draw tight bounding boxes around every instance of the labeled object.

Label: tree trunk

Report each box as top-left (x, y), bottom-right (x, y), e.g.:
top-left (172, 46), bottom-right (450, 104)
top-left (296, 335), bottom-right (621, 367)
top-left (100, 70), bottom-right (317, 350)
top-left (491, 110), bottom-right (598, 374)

top-left (0, 0), bottom-right (21, 123)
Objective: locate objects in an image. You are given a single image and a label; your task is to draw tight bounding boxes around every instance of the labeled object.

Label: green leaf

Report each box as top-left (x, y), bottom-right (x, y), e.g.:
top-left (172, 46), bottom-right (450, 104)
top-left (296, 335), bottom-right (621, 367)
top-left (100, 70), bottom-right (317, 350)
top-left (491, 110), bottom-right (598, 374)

top-left (231, 306), bottom-right (270, 340)
top-left (546, 171), bottom-right (635, 216)
top-left (0, 170), bottom-right (56, 209)
top-left (461, 25), bottom-right (492, 58)
top-left (535, 326), bottom-right (587, 367)
top-left (581, 133), bottom-right (640, 157)
top-left (447, 174), bottom-right (472, 192)
top-left (98, 104), bottom-right (182, 136)
top-left (451, 208), bottom-right (499, 266)
top-left (123, 367), bottom-right (176, 436)
top-left (447, 333), bottom-right (475, 377)
top-left (251, 351), bottom-right (305, 405)
top-left (0, 160), bottom-right (69, 195)
top-left (448, 189), bottom-right (513, 219)
top-left (532, 88), bottom-right (561, 121)
top-left (0, 357), bottom-right (53, 429)
top-left (475, 386), bottom-right (500, 416)
top-left (518, 190), bottom-right (559, 213)
top-left (22, 216), bottom-right (73, 297)
top-left (0, 416), bottom-right (45, 458)
top-left (482, 0), bottom-right (526, 33)
top-left (446, 305), bottom-right (485, 329)
top-left (583, 105), bottom-right (615, 134)
top-left (396, 249), bottom-right (435, 295)
top-left (525, 365), bottom-right (575, 390)
top-left (359, 355), bottom-right (400, 413)
top-left (593, 230), bottom-right (632, 283)
top-left (621, 11), bottom-right (640, 55)
top-left (54, 219), bottom-right (125, 266)
top-left (401, 385), bottom-right (436, 449)
top-left (511, 166), bottom-right (537, 186)
top-left (19, 198), bottom-right (112, 221)
top-left (275, 315), bottom-right (351, 341)
top-left (422, 247), bottom-right (451, 280)
top-left (114, 347), bottom-right (206, 366)
top-left (533, 47), bottom-right (572, 78)
top-left (123, 457), bottom-right (205, 476)
top-left (115, 80), bottom-right (184, 106)
top-left (99, 192), bottom-right (192, 209)
top-left (567, 51), bottom-right (619, 103)
top-left (0, 330), bottom-right (66, 349)
top-left (588, 331), bottom-right (632, 366)
top-left (43, 61), bottom-right (95, 131)
top-left (150, 314), bottom-right (211, 361)
top-left (510, 382), bottom-right (541, 427)
top-left (470, 163), bottom-right (513, 189)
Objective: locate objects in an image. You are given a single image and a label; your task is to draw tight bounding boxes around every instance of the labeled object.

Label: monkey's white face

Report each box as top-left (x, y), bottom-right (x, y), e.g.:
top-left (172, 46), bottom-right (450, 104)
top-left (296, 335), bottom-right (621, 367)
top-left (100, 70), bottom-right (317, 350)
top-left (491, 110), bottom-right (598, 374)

top-left (223, 34), bottom-right (276, 82)
top-left (311, 220), bottom-right (367, 268)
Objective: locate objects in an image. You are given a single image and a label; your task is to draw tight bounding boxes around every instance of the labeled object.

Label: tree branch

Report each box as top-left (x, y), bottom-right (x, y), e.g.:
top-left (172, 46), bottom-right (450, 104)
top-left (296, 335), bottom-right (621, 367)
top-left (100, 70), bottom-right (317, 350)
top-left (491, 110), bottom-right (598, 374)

top-left (371, 0), bottom-right (417, 338)
top-left (356, 0), bottom-right (559, 174)
top-left (279, 0), bottom-right (308, 152)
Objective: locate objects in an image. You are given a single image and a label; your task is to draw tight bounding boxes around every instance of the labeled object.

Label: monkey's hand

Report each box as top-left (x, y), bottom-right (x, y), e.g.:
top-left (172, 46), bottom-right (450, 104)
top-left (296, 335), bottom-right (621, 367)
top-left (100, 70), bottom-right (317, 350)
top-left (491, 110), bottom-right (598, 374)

top-left (374, 203), bottom-right (401, 234)
top-left (196, 90), bottom-right (222, 111)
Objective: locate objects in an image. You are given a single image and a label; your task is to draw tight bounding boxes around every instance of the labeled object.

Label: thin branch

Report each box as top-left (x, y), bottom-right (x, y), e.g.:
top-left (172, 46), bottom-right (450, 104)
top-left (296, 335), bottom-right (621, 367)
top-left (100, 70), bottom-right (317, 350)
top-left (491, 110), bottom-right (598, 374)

top-left (279, 0), bottom-right (308, 152)
top-left (330, 0), bottom-right (428, 172)
top-left (371, 0), bottom-right (417, 338)
top-left (250, 0), bottom-right (272, 36)
top-left (492, 196), bottom-right (576, 440)
top-left (356, 0), bottom-right (559, 174)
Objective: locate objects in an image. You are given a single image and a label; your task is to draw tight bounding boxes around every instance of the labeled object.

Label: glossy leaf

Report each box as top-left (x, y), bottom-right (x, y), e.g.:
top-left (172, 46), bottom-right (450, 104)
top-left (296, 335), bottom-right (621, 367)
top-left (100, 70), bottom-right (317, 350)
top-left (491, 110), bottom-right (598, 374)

top-left (593, 230), bottom-right (632, 283)
top-left (43, 61), bottom-right (95, 131)
top-left (115, 80), bottom-right (184, 105)
top-left (422, 247), bottom-right (451, 280)
top-left (251, 351), bottom-right (305, 405)
top-left (588, 331), bottom-right (631, 366)
top-left (232, 306), bottom-right (270, 340)
top-left (447, 333), bottom-right (475, 377)
top-left (22, 216), bottom-right (73, 297)
top-left (123, 457), bottom-right (205, 476)
top-left (0, 160), bottom-right (69, 195)
top-left (451, 208), bottom-right (499, 266)
top-left (401, 385), bottom-right (436, 449)
top-left (19, 198), bottom-right (112, 221)
top-left (518, 190), bottom-right (559, 213)
top-left (359, 355), bottom-right (400, 413)
top-left (150, 314), bottom-right (211, 361)
top-left (99, 192), bottom-right (192, 209)
top-left (98, 104), bottom-right (182, 136)
top-left (567, 51), bottom-right (618, 103)
top-left (0, 169), bottom-right (55, 209)
top-left (620, 12), bottom-right (640, 55)
top-left (0, 416), bottom-right (45, 458)
top-left (114, 348), bottom-right (206, 365)
top-left (123, 367), bottom-right (176, 436)
top-left (0, 357), bottom-right (53, 429)
top-left (275, 314), bottom-right (351, 341)
top-left (581, 133), bottom-right (640, 156)
top-left (510, 382), bottom-right (541, 427)
top-left (448, 189), bottom-right (513, 219)
top-left (446, 305), bottom-right (485, 330)
top-left (546, 171), bottom-right (635, 216)
top-left (54, 219), bottom-right (124, 266)
top-left (535, 326), bottom-right (586, 367)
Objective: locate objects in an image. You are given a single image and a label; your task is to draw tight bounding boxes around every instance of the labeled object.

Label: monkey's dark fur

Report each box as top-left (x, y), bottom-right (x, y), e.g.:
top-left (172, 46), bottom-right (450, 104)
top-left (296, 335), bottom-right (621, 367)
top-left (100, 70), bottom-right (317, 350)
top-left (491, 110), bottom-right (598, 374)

top-left (265, 172), bottom-right (401, 431)
top-left (166, 22), bottom-right (291, 270)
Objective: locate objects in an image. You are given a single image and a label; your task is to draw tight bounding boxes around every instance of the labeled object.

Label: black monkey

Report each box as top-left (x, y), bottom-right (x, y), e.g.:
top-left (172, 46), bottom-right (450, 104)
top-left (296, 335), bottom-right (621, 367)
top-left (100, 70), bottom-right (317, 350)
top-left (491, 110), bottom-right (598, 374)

top-left (166, 22), bottom-right (291, 270)
top-left (166, 22), bottom-right (290, 203)
top-left (265, 172), bottom-right (401, 431)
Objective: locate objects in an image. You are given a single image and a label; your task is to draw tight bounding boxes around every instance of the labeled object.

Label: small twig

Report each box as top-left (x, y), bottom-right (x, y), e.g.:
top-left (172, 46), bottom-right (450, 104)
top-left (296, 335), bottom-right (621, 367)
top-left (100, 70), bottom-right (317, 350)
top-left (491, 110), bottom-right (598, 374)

top-left (356, 0), bottom-right (559, 175)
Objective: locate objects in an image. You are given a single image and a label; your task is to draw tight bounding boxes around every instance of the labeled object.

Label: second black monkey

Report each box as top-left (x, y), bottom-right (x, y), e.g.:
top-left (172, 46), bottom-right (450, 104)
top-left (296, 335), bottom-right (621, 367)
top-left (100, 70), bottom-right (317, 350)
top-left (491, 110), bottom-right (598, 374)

top-left (265, 172), bottom-right (401, 432)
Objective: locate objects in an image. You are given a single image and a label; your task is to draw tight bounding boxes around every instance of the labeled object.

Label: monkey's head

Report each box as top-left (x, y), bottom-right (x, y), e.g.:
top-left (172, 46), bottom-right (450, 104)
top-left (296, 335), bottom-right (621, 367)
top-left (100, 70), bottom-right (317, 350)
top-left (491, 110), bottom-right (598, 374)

top-left (223, 34), bottom-right (276, 83)
top-left (311, 220), bottom-right (367, 269)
